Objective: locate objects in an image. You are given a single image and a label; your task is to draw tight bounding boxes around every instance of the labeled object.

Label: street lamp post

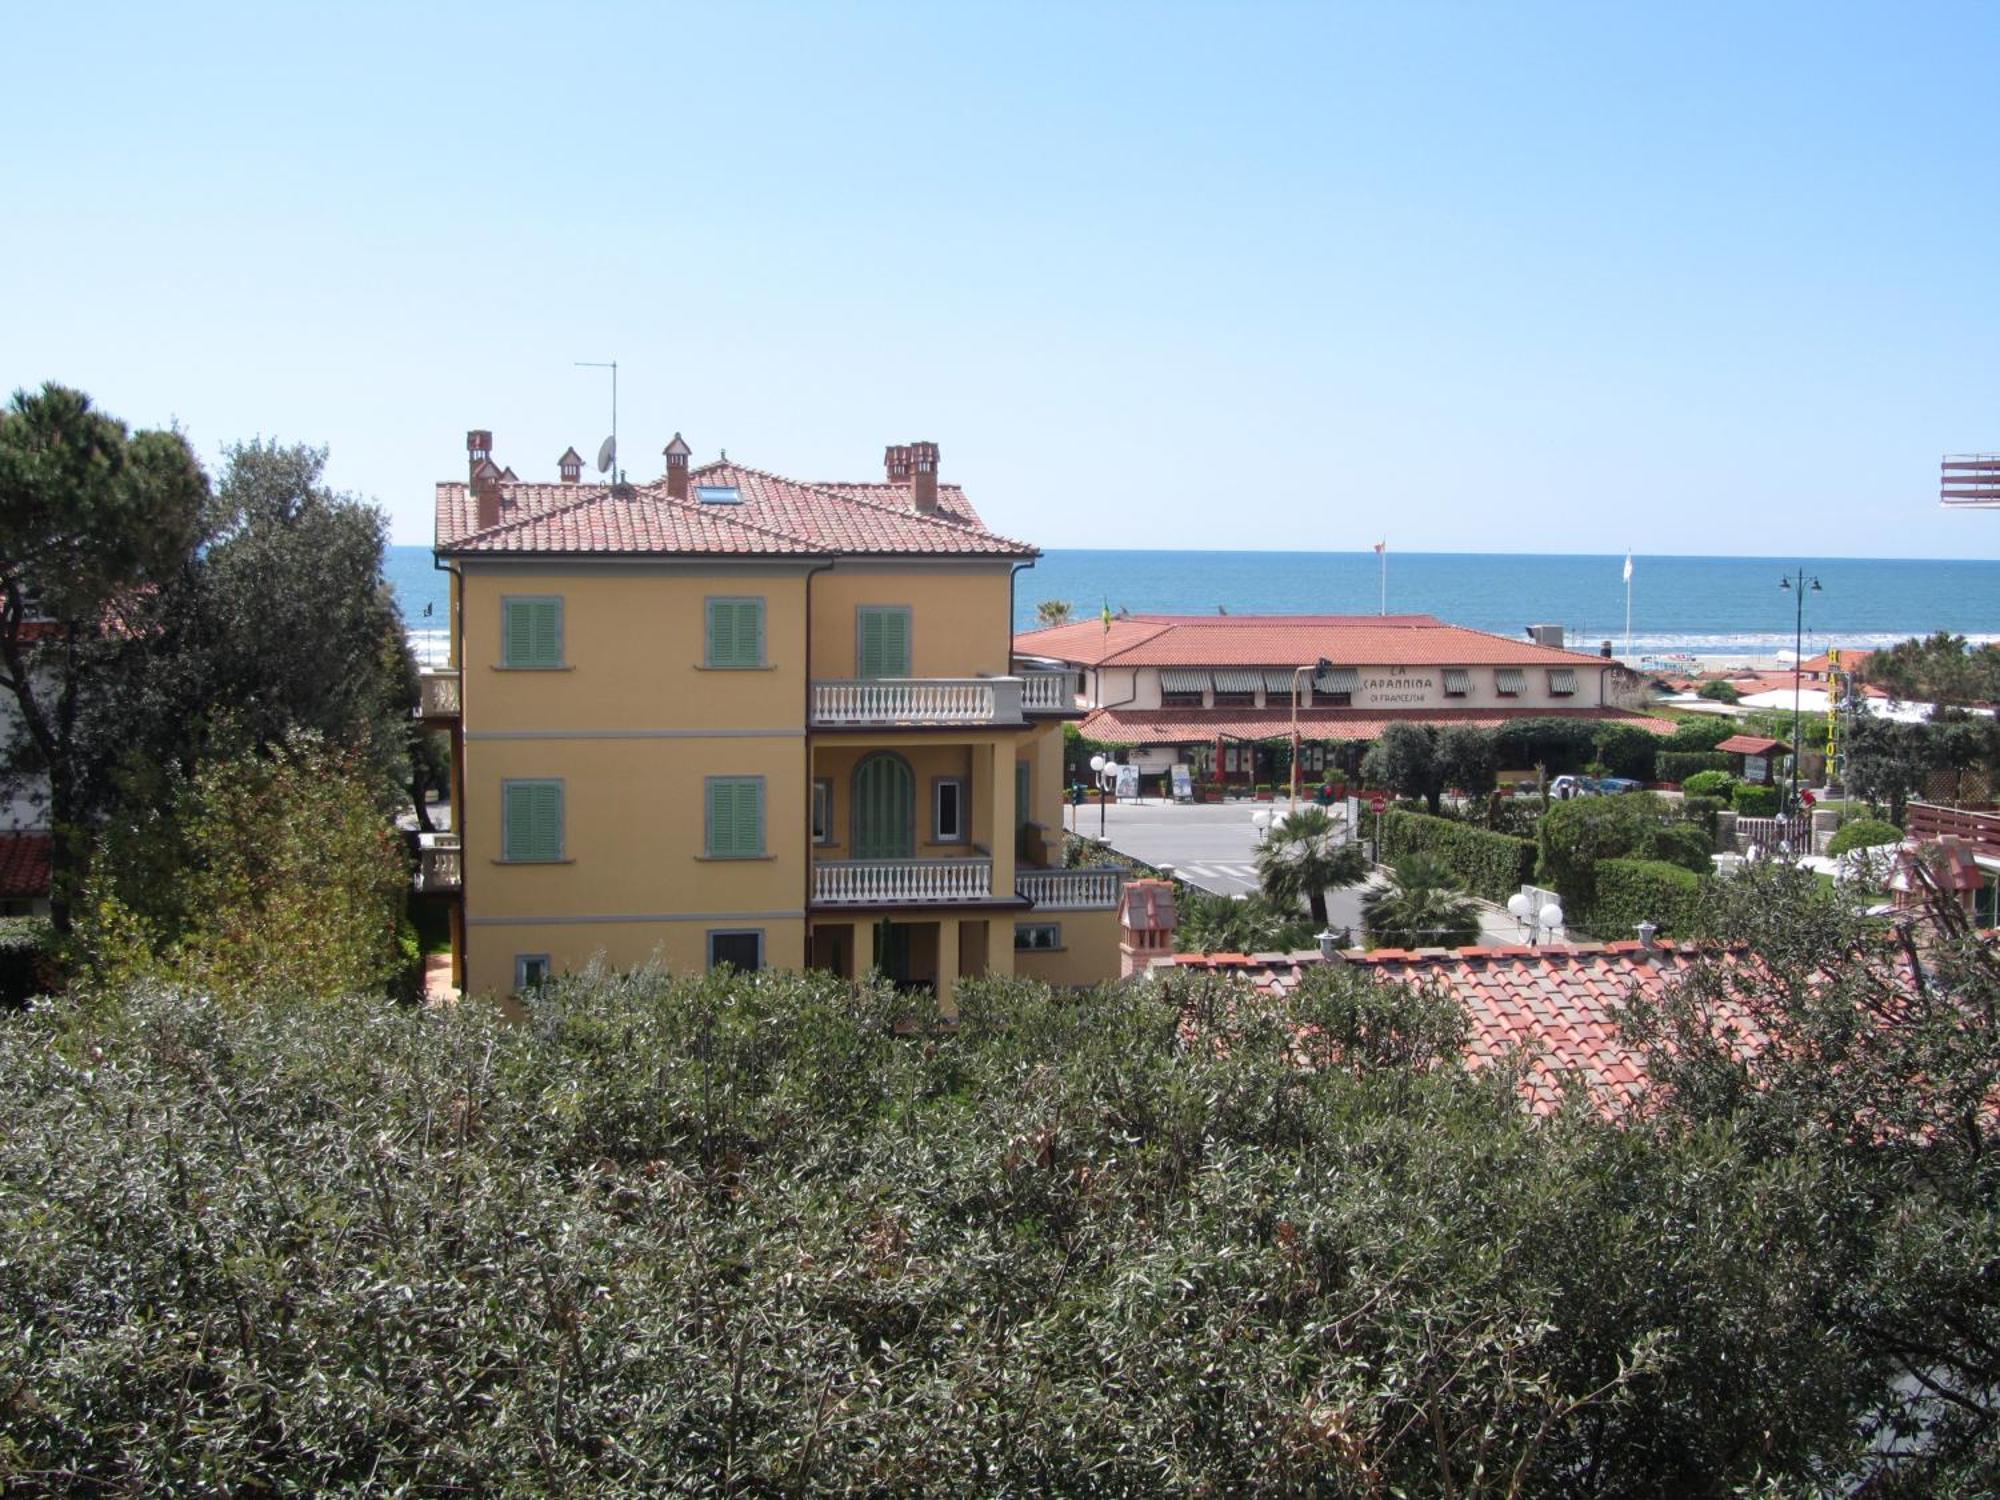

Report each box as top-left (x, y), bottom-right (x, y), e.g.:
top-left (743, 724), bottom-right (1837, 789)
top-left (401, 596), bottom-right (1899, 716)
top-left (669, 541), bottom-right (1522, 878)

top-left (1089, 753), bottom-right (1111, 838)
top-left (1506, 891), bottom-right (1565, 945)
top-left (1779, 570), bottom-right (1822, 811)
top-left (1289, 656), bottom-right (1335, 815)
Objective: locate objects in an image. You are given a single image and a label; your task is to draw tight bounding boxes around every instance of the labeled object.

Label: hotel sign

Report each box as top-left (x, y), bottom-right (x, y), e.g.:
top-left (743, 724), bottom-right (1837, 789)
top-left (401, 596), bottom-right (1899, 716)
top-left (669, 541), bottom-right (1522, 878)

top-left (1359, 669), bottom-right (1435, 706)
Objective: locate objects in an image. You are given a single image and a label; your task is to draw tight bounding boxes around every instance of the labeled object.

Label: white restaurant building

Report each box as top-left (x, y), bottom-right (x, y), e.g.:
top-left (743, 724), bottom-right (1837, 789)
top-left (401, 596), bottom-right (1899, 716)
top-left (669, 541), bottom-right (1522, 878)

top-left (1013, 614), bottom-right (1666, 786)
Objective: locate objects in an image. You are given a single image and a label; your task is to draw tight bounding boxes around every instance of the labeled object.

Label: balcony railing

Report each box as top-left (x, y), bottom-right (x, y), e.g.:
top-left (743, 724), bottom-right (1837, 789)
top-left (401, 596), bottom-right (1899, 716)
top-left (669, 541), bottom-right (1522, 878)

top-left (1908, 801), bottom-right (2000, 857)
top-left (813, 857), bottom-right (993, 905)
top-left (417, 668), bottom-right (461, 720)
top-left (415, 836), bottom-right (462, 893)
top-left (810, 678), bottom-right (1024, 728)
top-left (1019, 668), bottom-right (1082, 714)
top-left (1016, 866), bottom-right (1124, 910)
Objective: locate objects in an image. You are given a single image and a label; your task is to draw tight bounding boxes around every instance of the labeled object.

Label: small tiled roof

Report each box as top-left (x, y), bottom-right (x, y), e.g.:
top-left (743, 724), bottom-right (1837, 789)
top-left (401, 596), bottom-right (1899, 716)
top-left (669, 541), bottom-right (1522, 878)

top-left (1081, 705), bottom-right (1678, 746)
top-left (1715, 734), bottom-right (1786, 755)
top-left (1015, 614), bottom-right (1612, 670)
top-left (0, 833), bottom-right (52, 899)
top-left (1168, 942), bottom-right (1763, 1118)
top-left (437, 460), bottom-right (1035, 559)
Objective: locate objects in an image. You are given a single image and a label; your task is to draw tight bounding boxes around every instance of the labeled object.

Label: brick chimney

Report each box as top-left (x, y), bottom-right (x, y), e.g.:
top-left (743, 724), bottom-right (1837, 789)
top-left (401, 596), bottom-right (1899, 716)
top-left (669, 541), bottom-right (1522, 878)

top-left (663, 433), bottom-right (692, 501)
top-left (471, 458), bottom-right (503, 530)
top-left (558, 447), bottom-right (583, 484)
top-left (466, 429), bottom-right (493, 484)
top-left (910, 440), bottom-right (939, 514)
top-left (1119, 878), bottom-right (1178, 978)
top-left (884, 444), bottom-right (912, 483)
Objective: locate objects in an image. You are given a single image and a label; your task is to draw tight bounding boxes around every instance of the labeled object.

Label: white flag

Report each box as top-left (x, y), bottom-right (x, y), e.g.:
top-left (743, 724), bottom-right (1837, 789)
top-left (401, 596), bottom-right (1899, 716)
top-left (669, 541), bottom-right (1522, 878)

top-left (1623, 552), bottom-right (1633, 583)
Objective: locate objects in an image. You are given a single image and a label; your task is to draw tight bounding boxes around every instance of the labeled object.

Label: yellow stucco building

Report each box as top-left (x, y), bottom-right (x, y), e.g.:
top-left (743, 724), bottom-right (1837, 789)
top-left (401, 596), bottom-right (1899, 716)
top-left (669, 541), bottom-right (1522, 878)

top-left (418, 433), bottom-right (1123, 1007)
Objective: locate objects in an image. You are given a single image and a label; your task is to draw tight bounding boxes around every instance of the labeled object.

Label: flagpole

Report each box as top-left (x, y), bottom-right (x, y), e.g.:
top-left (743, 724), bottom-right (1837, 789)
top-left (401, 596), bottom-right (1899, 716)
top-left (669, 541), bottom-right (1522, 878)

top-left (1379, 544), bottom-right (1386, 616)
top-left (1622, 552), bottom-right (1633, 658)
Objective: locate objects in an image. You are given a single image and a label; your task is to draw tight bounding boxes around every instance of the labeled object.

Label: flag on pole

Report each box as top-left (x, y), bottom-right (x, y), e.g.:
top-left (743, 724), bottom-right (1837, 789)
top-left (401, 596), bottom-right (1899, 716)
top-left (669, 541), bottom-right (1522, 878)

top-left (1623, 552), bottom-right (1633, 583)
top-left (1100, 597), bottom-right (1113, 635)
top-left (1372, 540), bottom-right (1385, 555)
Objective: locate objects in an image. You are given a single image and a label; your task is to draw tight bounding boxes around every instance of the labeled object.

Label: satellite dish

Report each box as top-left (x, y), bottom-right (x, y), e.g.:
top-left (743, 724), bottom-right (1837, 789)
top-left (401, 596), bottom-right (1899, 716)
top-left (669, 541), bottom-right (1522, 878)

top-left (595, 436), bottom-right (616, 474)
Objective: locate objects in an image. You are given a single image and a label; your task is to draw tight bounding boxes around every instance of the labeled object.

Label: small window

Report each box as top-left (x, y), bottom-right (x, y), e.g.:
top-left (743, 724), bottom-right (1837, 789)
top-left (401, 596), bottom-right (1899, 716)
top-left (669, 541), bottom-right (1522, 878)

top-left (933, 777), bottom-right (966, 843)
top-left (502, 780), bottom-right (564, 862)
top-left (1159, 669), bottom-right (1208, 708)
top-left (708, 929), bottom-right (764, 971)
top-left (1014, 922), bottom-right (1061, 952)
top-left (515, 954), bottom-right (552, 991)
top-left (1495, 668), bottom-right (1526, 697)
top-left (857, 606), bottom-right (912, 679)
top-left (705, 776), bottom-right (766, 858)
top-left (501, 596), bottom-right (563, 668)
top-left (694, 485), bottom-right (741, 504)
top-left (1442, 668), bottom-right (1472, 698)
top-left (705, 597), bottom-right (765, 668)
top-left (1547, 668), bottom-right (1578, 697)
top-left (812, 778), bottom-right (834, 844)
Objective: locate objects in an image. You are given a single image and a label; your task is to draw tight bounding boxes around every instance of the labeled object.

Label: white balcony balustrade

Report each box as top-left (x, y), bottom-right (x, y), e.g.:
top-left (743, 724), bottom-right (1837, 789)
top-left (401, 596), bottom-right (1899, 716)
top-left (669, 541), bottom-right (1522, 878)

top-left (417, 668), bottom-right (461, 720)
top-left (416, 836), bottom-right (462, 892)
top-left (810, 677), bottom-right (1024, 728)
top-left (1018, 668), bottom-right (1082, 714)
top-left (1016, 867), bottom-right (1124, 909)
top-left (813, 857), bottom-right (994, 905)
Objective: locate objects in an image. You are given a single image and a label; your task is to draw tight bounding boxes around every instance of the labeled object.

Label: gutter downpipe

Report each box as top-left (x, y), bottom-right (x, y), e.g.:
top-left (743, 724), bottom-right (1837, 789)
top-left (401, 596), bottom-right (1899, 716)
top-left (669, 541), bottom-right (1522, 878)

top-left (803, 557), bottom-right (837, 964)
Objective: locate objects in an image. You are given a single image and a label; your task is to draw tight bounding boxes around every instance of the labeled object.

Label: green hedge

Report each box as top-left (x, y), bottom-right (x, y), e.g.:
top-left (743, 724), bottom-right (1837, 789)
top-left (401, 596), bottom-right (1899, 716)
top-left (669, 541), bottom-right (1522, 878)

top-left (1681, 770), bottom-right (1738, 800)
top-left (1827, 818), bottom-right (1902, 857)
top-left (1577, 858), bottom-right (1705, 940)
top-left (0, 916), bottom-right (54, 1008)
top-left (1378, 808), bottom-right (1536, 904)
top-left (1732, 784), bottom-right (1779, 817)
top-left (1657, 751), bottom-right (1730, 784)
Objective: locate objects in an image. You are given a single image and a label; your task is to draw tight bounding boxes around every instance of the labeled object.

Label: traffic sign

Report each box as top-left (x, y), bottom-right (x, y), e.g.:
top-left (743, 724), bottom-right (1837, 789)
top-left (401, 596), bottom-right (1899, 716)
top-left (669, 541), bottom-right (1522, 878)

top-left (1369, 792), bottom-right (1388, 816)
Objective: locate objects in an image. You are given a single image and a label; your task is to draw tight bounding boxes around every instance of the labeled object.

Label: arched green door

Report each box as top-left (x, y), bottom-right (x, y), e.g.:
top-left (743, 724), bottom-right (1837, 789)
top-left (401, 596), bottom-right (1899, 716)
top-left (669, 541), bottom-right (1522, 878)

top-left (852, 754), bottom-right (915, 859)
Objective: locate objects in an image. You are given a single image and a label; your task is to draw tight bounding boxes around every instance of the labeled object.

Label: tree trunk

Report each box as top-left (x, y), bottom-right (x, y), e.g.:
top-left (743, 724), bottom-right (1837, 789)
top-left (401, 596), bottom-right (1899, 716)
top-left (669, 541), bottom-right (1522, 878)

top-left (1308, 890), bottom-right (1329, 927)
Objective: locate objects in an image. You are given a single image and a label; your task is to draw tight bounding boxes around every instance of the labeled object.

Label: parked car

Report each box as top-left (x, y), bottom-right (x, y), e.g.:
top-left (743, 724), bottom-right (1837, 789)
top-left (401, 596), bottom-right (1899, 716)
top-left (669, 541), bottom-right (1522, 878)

top-left (1549, 775), bottom-right (1596, 800)
top-left (1596, 776), bottom-right (1644, 794)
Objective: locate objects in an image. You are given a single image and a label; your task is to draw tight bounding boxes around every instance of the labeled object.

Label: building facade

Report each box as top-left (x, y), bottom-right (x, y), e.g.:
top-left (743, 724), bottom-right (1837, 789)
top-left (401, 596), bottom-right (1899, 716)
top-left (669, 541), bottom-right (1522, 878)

top-left (1014, 614), bottom-right (1665, 783)
top-left (423, 433), bottom-right (1122, 1006)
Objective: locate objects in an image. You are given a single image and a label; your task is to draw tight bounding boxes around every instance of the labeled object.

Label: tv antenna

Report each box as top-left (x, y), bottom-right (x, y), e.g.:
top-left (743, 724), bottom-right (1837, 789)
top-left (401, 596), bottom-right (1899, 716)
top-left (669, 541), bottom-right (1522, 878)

top-left (576, 360), bottom-right (619, 481)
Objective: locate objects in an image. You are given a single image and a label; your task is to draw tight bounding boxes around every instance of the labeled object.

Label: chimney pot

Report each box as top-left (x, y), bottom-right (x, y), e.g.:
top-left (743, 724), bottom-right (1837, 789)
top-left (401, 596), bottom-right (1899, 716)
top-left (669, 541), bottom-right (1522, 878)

top-left (910, 440), bottom-right (939, 514)
top-left (663, 432), bottom-right (692, 500)
top-left (884, 444), bottom-right (912, 484)
top-left (472, 458), bottom-right (502, 530)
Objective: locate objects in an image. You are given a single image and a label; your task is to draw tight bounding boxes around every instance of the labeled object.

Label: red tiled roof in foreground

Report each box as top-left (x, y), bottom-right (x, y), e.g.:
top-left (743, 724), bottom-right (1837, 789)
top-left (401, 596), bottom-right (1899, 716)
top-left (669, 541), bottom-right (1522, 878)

top-left (1016, 614), bottom-right (1615, 669)
top-left (0, 833), bottom-right (52, 899)
top-left (1081, 704), bottom-right (1678, 745)
top-left (436, 459), bottom-right (1035, 559)
top-left (1167, 942), bottom-right (1765, 1118)
top-left (1715, 734), bottom-right (1787, 755)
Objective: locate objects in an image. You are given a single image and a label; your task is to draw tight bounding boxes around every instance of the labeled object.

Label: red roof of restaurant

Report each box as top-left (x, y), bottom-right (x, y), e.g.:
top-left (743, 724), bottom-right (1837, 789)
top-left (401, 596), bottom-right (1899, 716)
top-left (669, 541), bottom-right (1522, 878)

top-left (1016, 614), bottom-right (1613, 669)
top-left (1168, 942), bottom-right (1763, 1117)
top-left (0, 833), bottom-right (52, 899)
top-left (1082, 705), bottom-right (1677, 745)
top-left (1715, 734), bottom-right (1786, 755)
top-left (437, 459), bottom-right (1035, 559)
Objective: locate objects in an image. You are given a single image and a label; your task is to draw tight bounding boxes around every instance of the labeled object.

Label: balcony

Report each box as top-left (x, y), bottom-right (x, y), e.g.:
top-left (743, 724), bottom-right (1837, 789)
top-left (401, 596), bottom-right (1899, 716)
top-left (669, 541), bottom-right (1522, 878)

top-left (415, 835), bottom-right (462, 893)
top-left (417, 668), bottom-right (461, 721)
top-left (1016, 866), bottom-right (1124, 910)
top-left (813, 857), bottom-right (993, 905)
top-left (810, 678), bottom-right (1024, 729)
top-left (1019, 668), bottom-right (1083, 715)
top-left (1907, 802), bottom-right (2000, 859)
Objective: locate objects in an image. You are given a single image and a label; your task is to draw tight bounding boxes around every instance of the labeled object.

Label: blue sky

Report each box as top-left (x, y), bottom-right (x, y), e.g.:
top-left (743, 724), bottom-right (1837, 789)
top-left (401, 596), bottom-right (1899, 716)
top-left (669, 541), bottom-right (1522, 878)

top-left (5, 2), bottom-right (1997, 556)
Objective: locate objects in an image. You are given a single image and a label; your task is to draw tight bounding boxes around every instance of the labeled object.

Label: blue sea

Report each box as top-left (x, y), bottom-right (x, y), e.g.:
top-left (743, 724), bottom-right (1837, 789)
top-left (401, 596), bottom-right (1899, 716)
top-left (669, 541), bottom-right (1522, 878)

top-left (384, 546), bottom-right (1998, 668)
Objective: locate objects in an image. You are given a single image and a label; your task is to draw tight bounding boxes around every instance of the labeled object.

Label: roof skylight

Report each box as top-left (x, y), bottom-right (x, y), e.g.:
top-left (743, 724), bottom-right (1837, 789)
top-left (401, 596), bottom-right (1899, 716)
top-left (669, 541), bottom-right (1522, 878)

top-left (694, 485), bottom-right (741, 505)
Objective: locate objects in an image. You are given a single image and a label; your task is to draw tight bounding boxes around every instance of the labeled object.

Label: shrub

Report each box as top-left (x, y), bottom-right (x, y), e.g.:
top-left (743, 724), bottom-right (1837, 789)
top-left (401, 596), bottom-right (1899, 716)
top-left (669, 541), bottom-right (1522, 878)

top-left (1593, 723), bottom-right (1660, 783)
top-left (1638, 821), bottom-right (1716, 874)
top-left (1378, 808), bottom-right (1536, 903)
top-left (1657, 751), bottom-right (1731, 784)
top-left (1578, 858), bottom-right (1705, 940)
top-left (1697, 680), bottom-right (1742, 703)
top-left (1827, 818), bottom-right (1903, 857)
top-left (1680, 770), bottom-right (1738, 800)
top-left (1665, 717), bottom-right (1737, 752)
top-left (1732, 783), bottom-right (1779, 817)
top-left (1678, 795), bottom-right (1727, 838)
top-left (1493, 717), bottom-right (1600, 774)
top-left (1537, 793), bottom-right (1688, 910)
top-left (0, 916), bottom-right (55, 1007)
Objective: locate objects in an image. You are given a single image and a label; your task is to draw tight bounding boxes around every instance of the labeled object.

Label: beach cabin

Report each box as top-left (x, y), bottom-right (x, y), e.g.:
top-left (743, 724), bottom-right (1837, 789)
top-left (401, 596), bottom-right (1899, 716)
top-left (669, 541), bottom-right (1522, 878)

top-left (1714, 733), bottom-right (1788, 787)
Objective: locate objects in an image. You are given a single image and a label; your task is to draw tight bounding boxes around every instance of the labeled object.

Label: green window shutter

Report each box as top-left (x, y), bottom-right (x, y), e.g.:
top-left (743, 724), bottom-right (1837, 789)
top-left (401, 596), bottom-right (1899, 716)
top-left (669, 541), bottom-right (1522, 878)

top-left (504, 598), bottom-right (562, 667)
top-left (707, 599), bottom-right (764, 668)
top-left (504, 781), bottom-right (563, 861)
top-left (859, 607), bottom-right (911, 678)
top-left (707, 777), bottom-right (764, 857)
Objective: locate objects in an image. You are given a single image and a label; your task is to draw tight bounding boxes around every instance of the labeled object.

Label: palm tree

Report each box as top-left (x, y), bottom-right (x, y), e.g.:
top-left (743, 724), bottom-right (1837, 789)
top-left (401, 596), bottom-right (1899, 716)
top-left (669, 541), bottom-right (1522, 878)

top-left (1360, 853), bottom-right (1482, 950)
top-left (1035, 599), bottom-right (1074, 628)
top-left (1255, 805), bottom-right (1368, 928)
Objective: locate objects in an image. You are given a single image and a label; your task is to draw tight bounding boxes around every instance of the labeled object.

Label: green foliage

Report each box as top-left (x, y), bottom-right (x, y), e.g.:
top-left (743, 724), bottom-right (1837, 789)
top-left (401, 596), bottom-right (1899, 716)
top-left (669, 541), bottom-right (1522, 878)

top-left (1679, 768), bottom-right (1739, 800)
top-left (1362, 721), bottom-right (1447, 813)
top-left (1253, 804), bottom-right (1367, 927)
top-left (1826, 818), bottom-right (1903, 857)
top-left (1537, 792), bottom-right (1698, 910)
top-left (1033, 598), bottom-right (1073, 627)
top-left (1664, 715), bottom-right (1738, 752)
top-left (75, 736), bottom-right (409, 1007)
top-left (1593, 722), bottom-right (1660, 782)
top-left (1435, 725), bottom-right (1498, 798)
top-left (1677, 794), bottom-right (1727, 837)
top-left (1845, 716), bottom-right (1937, 826)
top-left (0, 915), bottom-right (55, 1006)
top-left (1657, 750), bottom-right (1731, 783)
top-left (1731, 783), bottom-right (1779, 816)
top-left (1576, 858), bottom-right (1703, 940)
top-left (1361, 853), bottom-right (1482, 949)
top-left (1492, 716), bottom-right (1599, 773)
top-left (1377, 807), bottom-right (1536, 903)
top-left (1173, 887), bottom-right (1318, 954)
top-left (1865, 630), bottom-right (2000, 706)
top-left (1696, 679), bottom-right (1741, 702)
top-left (1638, 820), bottom-right (1715, 873)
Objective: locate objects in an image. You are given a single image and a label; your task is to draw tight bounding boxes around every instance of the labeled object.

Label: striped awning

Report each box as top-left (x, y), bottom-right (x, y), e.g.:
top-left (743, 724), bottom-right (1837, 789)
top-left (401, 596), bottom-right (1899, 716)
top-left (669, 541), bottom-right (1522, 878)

top-left (1213, 669), bottom-right (1264, 692)
top-left (1547, 668), bottom-right (1578, 695)
top-left (1495, 668), bottom-right (1526, 694)
top-left (1263, 669), bottom-right (1301, 692)
top-left (1443, 668), bottom-right (1472, 695)
top-left (1316, 666), bottom-right (1360, 693)
top-left (1159, 669), bottom-right (1210, 693)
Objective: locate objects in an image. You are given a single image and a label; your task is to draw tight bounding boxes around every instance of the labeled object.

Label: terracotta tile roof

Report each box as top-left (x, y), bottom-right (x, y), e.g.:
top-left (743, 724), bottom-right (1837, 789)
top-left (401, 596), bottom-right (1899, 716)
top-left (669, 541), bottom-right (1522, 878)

top-left (0, 833), bottom-right (52, 899)
top-left (436, 461), bottom-right (1036, 559)
top-left (1081, 704), bottom-right (1678, 745)
top-left (1715, 734), bottom-right (1786, 755)
top-left (1168, 942), bottom-right (1764, 1118)
top-left (1015, 614), bottom-right (1614, 669)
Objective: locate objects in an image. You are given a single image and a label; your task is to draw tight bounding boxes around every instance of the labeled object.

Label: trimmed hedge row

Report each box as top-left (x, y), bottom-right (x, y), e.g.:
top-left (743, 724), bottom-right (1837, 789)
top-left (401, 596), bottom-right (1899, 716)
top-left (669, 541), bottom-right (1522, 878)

top-left (1657, 751), bottom-right (1730, 784)
top-left (1378, 809), bottom-right (1536, 904)
top-left (1576, 858), bottom-right (1705, 941)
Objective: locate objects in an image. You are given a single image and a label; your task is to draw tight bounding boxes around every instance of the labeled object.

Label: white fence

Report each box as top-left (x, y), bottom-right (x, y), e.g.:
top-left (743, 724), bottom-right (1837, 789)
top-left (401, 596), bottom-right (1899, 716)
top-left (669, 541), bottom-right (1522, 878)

top-left (1016, 867), bottom-right (1123, 909)
top-left (813, 857), bottom-right (993, 905)
top-left (1019, 669), bottom-right (1081, 713)
top-left (1734, 815), bottom-right (1810, 853)
top-left (811, 678), bottom-right (1024, 728)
